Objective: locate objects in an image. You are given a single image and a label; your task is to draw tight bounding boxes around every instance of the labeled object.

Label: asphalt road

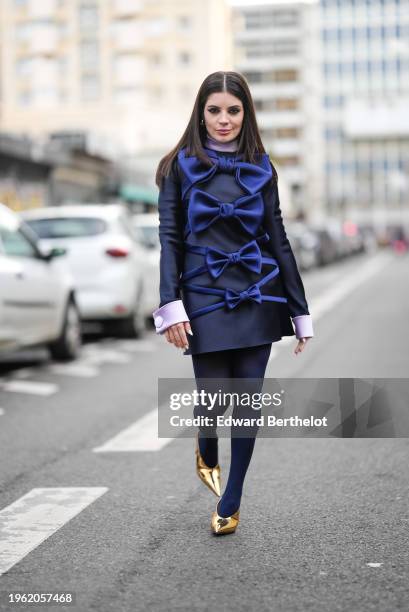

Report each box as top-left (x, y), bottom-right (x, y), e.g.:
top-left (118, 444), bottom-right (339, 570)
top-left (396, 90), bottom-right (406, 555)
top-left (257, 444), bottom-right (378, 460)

top-left (0, 248), bottom-right (408, 612)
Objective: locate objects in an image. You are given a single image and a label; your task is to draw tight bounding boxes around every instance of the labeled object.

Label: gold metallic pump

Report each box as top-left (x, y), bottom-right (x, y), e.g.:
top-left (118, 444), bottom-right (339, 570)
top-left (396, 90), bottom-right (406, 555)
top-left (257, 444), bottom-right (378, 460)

top-left (211, 500), bottom-right (240, 535)
top-left (195, 432), bottom-right (221, 497)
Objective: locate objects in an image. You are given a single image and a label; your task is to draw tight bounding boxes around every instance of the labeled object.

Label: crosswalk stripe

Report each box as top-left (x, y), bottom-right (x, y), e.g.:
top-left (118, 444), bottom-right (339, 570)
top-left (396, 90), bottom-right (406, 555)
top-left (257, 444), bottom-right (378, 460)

top-left (114, 340), bottom-right (157, 352)
top-left (79, 347), bottom-right (131, 364)
top-left (93, 407), bottom-right (173, 452)
top-left (46, 362), bottom-right (99, 378)
top-left (0, 380), bottom-right (58, 396)
top-left (0, 487), bottom-right (108, 576)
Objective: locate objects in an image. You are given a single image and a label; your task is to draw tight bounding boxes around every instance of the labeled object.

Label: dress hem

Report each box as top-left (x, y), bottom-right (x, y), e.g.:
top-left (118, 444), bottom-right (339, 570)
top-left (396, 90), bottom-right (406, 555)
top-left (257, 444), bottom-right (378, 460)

top-left (183, 330), bottom-right (295, 356)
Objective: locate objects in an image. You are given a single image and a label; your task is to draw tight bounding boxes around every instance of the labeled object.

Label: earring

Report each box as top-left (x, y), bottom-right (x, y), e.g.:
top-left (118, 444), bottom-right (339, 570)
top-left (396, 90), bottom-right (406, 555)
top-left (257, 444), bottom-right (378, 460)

top-left (200, 119), bottom-right (205, 125)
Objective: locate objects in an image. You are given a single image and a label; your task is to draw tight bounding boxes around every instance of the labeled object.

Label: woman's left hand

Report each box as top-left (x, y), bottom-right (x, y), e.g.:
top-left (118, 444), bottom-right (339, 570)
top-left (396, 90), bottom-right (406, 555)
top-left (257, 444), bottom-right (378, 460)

top-left (294, 337), bottom-right (311, 355)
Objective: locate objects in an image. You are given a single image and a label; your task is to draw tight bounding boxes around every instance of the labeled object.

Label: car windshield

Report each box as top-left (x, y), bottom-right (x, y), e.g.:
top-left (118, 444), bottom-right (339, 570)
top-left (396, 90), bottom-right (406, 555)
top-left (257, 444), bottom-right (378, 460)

top-left (25, 217), bottom-right (107, 239)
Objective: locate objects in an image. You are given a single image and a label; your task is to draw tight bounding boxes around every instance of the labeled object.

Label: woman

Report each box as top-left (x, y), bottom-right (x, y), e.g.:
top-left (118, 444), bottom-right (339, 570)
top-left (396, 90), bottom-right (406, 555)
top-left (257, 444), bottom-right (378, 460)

top-left (152, 71), bottom-right (314, 536)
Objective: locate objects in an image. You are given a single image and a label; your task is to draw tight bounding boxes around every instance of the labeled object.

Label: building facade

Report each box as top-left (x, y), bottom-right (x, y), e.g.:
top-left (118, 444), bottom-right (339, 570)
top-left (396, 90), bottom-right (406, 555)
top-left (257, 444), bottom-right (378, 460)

top-left (231, 0), bottom-right (324, 219)
top-left (320, 0), bottom-right (409, 222)
top-left (0, 0), bottom-right (233, 156)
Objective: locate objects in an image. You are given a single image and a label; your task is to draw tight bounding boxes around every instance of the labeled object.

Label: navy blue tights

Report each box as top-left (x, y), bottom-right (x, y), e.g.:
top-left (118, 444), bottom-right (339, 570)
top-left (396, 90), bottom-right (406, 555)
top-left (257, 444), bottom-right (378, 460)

top-left (191, 343), bottom-right (272, 518)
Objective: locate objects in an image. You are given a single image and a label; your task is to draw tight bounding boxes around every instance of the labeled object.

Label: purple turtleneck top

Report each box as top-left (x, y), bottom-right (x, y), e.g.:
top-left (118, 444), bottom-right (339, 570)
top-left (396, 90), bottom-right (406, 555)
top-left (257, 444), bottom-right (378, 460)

top-left (204, 132), bottom-right (238, 152)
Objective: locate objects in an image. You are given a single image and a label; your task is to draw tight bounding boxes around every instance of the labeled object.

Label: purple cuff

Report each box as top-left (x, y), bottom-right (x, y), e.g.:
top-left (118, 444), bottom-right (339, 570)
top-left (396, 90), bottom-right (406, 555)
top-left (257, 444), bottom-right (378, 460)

top-left (152, 300), bottom-right (190, 334)
top-left (291, 315), bottom-right (314, 339)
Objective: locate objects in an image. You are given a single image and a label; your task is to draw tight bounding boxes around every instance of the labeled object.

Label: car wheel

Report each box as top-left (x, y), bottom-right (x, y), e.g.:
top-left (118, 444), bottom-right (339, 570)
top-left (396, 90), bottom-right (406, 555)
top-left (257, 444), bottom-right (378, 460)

top-left (48, 298), bottom-right (82, 361)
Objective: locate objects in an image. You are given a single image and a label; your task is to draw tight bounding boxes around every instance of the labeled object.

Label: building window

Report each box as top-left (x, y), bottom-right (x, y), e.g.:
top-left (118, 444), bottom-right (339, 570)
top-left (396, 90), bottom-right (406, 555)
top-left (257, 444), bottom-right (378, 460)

top-left (16, 58), bottom-right (33, 76)
top-left (178, 51), bottom-right (191, 65)
top-left (148, 53), bottom-right (162, 66)
top-left (262, 127), bottom-right (300, 139)
top-left (244, 11), bottom-right (269, 30)
top-left (150, 86), bottom-right (163, 100)
top-left (272, 10), bottom-right (299, 27)
top-left (243, 72), bottom-right (262, 83)
top-left (276, 98), bottom-right (298, 110)
top-left (81, 75), bottom-right (100, 100)
top-left (79, 4), bottom-right (98, 30)
top-left (274, 69), bottom-right (298, 82)
top-left (277, 127), bottom-right (299, 138)
top-left (114, 87), bottom-right (140, 105)
top-left (325, 127), bottom-right (341, 140)
top-left (277, 156), bottom-right (299, 166)
top-left (18, 91), bottom-right (32, 106)
top-left (244, 39), bottom-right (298, 57)
top-left (146, 17), bottom-right (167, 37)
top-left (177, 15), bottom-right (191, 30)
top-left (113, 54), bottom-right (142, 85)
top-left (244, 9), bottom-right (298, 29)
top-left (80, 41), bottom-right (99, 71)
top-left (111, 20), bottom-right (142, 49)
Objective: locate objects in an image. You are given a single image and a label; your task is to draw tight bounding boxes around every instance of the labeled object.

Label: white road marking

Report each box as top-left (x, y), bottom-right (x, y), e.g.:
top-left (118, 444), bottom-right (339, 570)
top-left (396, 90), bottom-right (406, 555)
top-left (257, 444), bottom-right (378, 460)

top-left (268, 252), bottom-right (393, 361)
top-left (0, 380), bottom-right (58, 396)
top-left (11, 368), bottom-right (36, 379)
top-left (80, 347), bottom-right (131, 364)
top-left (0, 340), bottom-right (140, 394)
top-left (366, 563), bottom-right (383, 568)
top-left (0, 487), bottom-right (108, 576)
top-left (46, 362), bottom-right (99, 378)
top-left (114, 340), bottom-right (157, 352)
top-left (93, 406), bottom-right (173, 452)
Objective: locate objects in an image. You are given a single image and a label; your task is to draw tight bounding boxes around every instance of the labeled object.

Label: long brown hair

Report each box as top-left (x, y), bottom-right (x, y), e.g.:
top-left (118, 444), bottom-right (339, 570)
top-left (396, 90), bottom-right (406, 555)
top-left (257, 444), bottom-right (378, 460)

top-left (155, 70), bottom-right (277, 187)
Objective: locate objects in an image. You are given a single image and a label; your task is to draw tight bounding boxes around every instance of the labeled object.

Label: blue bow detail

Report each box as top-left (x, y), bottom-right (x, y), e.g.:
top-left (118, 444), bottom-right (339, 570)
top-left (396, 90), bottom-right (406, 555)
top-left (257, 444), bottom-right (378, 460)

top-left (188, 188), bottom-right (264, 235)
top-left (177, 148), bottom-right (273, 198)
top-left (206, 241), bottom-right (262, 279)
top-left (225, 285), bottom-right (262, 309)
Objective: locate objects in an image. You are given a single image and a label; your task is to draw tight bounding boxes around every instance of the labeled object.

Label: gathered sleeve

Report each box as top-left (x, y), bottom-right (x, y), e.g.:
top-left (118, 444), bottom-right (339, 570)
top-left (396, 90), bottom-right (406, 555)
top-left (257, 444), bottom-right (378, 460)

top-left (261, 175), bottom-right (314, 338)
top-left (152, 159), bottom-right (189, 334)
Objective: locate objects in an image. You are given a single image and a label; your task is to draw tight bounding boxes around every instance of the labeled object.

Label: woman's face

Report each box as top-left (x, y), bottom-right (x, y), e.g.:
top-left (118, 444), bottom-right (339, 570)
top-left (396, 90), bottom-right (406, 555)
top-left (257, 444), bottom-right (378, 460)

top-left (203, 91), bottom-right (244, 143)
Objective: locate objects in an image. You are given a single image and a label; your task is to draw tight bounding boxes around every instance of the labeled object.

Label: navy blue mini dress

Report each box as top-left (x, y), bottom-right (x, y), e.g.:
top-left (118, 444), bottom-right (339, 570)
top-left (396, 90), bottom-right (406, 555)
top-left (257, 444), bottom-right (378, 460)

top-left (156, 146), bottom-right (312, 356)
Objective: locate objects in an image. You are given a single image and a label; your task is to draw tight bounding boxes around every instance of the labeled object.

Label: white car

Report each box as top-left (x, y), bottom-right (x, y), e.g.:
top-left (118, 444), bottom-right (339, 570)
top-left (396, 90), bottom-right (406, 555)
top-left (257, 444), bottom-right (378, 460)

top-left (21, 204), bottom-right (146, 337)
top-left (0, 203), bottom-right (81, 360)
top-left (131, 213), bottom-right (159, 320)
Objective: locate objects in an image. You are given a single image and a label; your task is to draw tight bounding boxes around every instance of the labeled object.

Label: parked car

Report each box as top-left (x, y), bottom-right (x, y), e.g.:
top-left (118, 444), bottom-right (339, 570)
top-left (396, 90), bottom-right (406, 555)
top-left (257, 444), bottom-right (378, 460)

top-left (131, 213), bottom-right (159, 322)
top-left (0, 203), bottom-right (81, 360)
top-left (21, 204), bottom-right (147, 338)
top-left (338, 220), bottom-right (364, 256)
top-left (309, 224), bottom-right (340, 266)
top-left (357, 224), bottom-right (378, 253)
top-left (286, 221), bottom-right (320, 271)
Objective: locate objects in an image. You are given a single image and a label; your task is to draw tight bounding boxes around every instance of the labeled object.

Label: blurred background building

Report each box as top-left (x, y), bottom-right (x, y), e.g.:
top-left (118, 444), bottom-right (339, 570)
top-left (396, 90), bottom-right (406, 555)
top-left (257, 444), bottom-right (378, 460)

top-left (0, 0), bottom-right (408, 225)
top-left (231, 0), bottom-right (323, 218)
top-left (0, 0), bottom-right (232, 154)
top-left (319, 0), bottom-right (409, 226)
top-left (0, 0), bottom-right (233, 208)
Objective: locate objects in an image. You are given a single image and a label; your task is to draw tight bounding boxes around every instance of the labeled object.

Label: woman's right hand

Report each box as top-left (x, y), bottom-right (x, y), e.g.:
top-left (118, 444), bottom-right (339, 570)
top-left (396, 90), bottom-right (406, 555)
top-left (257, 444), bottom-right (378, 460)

top-left (164, 321), bottom-right (193, 350)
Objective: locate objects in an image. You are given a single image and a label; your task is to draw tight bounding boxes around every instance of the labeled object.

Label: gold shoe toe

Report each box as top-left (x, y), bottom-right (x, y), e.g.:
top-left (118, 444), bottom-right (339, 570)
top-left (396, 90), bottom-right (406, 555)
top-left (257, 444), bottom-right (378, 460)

top-left (211, 501), bottom-right (240, 535)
